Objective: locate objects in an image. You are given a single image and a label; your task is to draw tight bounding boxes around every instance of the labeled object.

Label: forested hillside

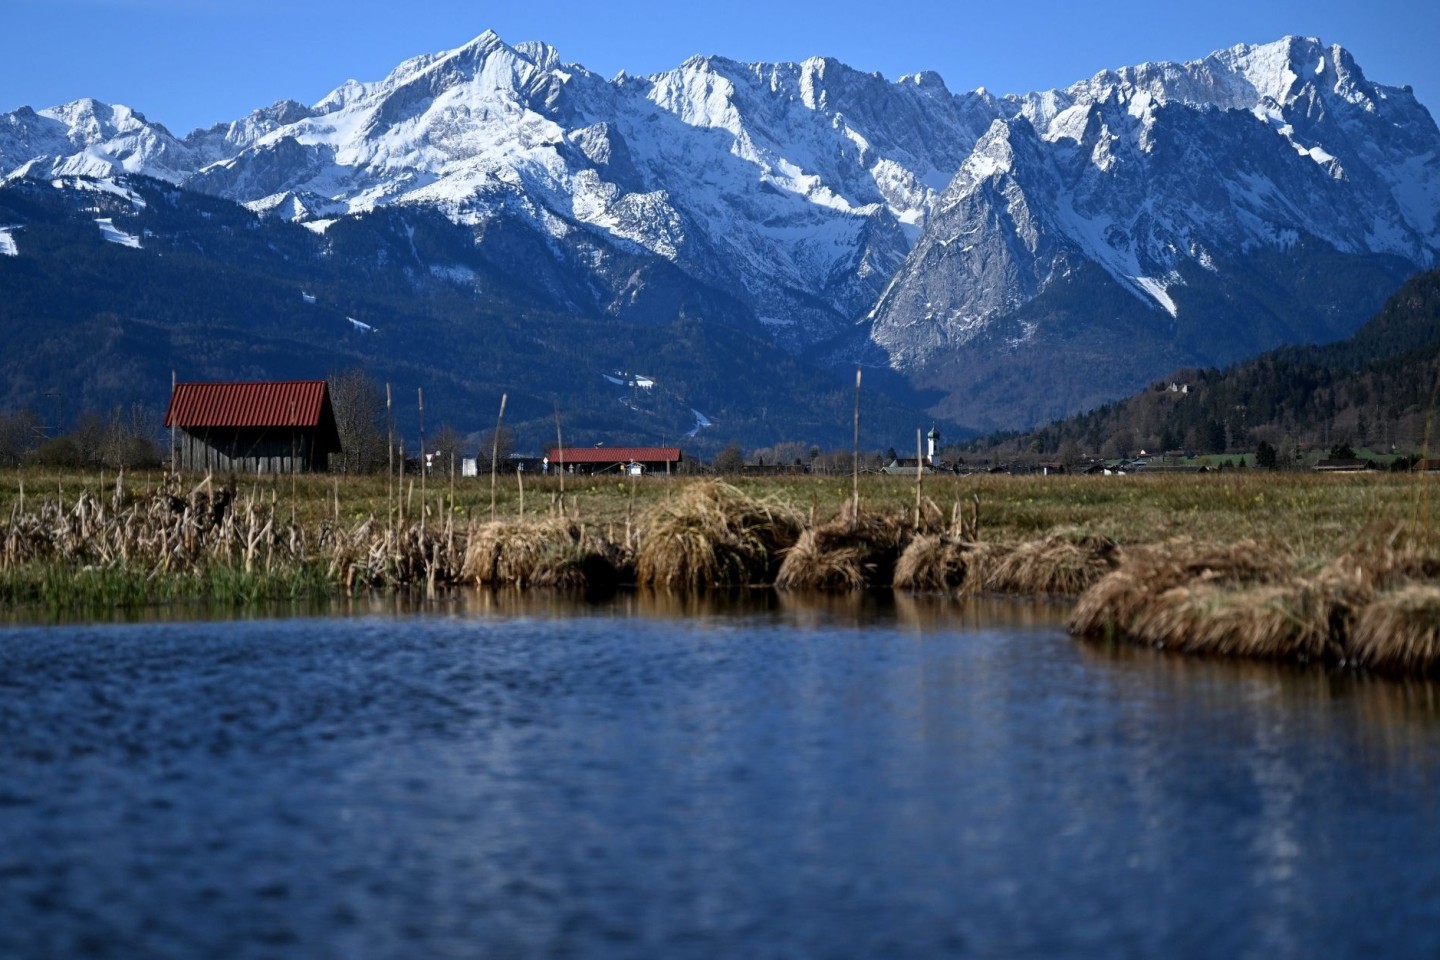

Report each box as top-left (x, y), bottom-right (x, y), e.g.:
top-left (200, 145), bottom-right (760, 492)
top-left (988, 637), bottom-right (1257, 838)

top-left (964, 267), bottom-right (1440, 463)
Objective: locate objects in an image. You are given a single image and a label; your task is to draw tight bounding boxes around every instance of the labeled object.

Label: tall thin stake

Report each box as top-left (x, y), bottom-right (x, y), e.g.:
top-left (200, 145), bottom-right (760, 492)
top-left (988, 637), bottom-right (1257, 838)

top-left (554, 401), bottom-right (566, 498)
top-left (417, 388), bottom-right (426, 533)
top-left (852, 367), bottom-right (861, 529)
top-left (490, 392), bottom-right (508, 521)
top-left (915, 427), bottom-right (923, 532)
top-left (385, 382), bottom-right (394, 526)
top-left (170, 369), bottom-right (177, 474)
top-left (289, 400), bottom-right (297, 527)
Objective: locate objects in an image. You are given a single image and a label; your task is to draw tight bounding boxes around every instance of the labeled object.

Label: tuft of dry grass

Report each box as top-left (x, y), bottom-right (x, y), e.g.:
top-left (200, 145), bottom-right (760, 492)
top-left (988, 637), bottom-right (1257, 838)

top-left (461, 517), bottom-right (626, 592)
top-left (634, 481), bottom-right (803, 591)
top-left (983, 528), bottom-right (1120, 597)
top-left (892, 534), bottom-right (973, 593)
top-left (1066, 538), bottom-right (1440, 671)
top-left (1120, 580), bottom-right (1347, 662)
top-left (1069, 539), bottom-right (1290, 640)
top-left (1350, 585), bottom-right (1440, 673)
top-left (775, 508), bottom-right (908, 592)
top-left (893, 527), bottom-right (1116, 598)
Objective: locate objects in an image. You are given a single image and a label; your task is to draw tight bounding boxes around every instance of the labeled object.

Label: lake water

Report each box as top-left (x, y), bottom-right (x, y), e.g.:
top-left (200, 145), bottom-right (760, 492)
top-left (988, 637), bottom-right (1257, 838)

top-left (1, 591), bottom-right (1438, 959)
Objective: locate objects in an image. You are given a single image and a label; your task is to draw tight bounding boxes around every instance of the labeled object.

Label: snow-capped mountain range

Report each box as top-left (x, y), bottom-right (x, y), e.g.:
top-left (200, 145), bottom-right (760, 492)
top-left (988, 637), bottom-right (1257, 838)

top-left (3, 32), bottom-right (1438, 431)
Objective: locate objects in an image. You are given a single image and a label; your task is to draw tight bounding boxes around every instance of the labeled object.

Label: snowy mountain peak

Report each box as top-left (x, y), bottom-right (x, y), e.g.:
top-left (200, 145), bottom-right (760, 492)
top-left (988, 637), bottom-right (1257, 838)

top-left (513, 41), bottom-right (563, 73)
top-left (869, 33), bottom-right (1440, 396)
top-left (313, 29), bottom-right (568, 117)
top-left (2, 33), bottom-right (1438, 435)
top-left (40, 99), bottom-right (150, 141)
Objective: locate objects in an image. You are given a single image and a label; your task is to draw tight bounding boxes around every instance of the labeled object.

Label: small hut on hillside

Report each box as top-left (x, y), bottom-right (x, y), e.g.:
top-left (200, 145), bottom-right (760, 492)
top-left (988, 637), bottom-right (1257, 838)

top-left (164, 380), bottom-right (342, 473)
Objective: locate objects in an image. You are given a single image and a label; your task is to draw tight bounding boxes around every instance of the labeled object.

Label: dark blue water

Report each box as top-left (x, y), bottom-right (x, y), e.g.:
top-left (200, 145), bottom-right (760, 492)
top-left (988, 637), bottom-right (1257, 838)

top-left (1, 591), bottom-right (1438, 959)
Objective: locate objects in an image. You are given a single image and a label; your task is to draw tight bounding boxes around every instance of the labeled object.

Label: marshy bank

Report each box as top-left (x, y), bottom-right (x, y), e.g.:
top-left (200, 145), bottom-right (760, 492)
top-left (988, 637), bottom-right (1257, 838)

top-left (3, 468), bottom-right (1440, 675)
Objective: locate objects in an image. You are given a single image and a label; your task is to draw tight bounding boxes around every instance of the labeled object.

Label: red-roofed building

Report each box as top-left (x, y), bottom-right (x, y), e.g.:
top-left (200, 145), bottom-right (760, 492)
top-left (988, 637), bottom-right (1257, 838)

top-left (546, 446), bottom-right (682, 475)
top-left (164, 380), bottom-right (342, 473)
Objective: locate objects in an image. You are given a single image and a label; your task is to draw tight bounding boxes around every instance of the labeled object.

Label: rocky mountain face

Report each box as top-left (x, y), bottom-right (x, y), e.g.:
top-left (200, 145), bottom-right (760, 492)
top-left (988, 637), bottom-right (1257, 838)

top-left (2, 33), bottom-right (1438, 433)
top-left (866, 37), bottom-right (1440, 428)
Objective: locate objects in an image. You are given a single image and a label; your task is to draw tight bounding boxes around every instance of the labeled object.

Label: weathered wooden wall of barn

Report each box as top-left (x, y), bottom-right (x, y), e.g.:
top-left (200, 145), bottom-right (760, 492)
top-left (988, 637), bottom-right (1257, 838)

top-left (176, 429), bottom-right (324, 474)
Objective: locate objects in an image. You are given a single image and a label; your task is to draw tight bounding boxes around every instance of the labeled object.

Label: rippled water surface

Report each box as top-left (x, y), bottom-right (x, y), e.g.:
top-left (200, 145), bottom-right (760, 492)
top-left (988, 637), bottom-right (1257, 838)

top-left (2, 591), bottom-right (1439, 959)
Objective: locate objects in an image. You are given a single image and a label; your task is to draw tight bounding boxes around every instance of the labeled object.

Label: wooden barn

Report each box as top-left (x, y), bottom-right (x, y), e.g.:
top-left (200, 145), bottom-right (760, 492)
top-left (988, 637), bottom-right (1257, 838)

top-left (164, 380), bottom-right (342, 474)
top-left (546, 446), bottom-right (682, 475)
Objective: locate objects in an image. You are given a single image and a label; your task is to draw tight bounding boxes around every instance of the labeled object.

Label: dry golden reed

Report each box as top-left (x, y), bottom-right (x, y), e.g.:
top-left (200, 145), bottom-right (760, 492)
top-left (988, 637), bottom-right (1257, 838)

top-left (982, 528), bottom-right (1119, 597)
top-left (635, 481), bottom-right (802, 590)
top-left (1069, 539), bottom-right (1288, 640)
top-left (892, 534), bottom-right (973, 593)
top-left (1121, 580), bottom-right (1344, 662)
top-left (1068, 536), bottom-right (1440, 673)
top-left (892, 528), bottom-right (1115, 597)
top-left (774, 508), bottom-right (907, 592)
top-left (1351, 585), bottom-right (1440, 673)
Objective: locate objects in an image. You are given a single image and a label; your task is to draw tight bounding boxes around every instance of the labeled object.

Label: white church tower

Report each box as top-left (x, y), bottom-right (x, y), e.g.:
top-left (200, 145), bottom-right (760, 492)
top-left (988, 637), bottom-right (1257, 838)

top-left (926, 424), bottom-right (940, 465)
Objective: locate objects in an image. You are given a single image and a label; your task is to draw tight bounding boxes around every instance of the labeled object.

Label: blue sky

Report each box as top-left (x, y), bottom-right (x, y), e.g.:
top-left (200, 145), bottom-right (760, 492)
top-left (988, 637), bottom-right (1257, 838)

top-left (5, 0), bottom-right (1436, 135)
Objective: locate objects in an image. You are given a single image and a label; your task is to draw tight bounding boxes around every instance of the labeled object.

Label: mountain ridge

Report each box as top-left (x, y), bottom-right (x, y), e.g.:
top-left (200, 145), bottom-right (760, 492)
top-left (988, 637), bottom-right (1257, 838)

top-left (3, 33), bottom-right (1438, 434)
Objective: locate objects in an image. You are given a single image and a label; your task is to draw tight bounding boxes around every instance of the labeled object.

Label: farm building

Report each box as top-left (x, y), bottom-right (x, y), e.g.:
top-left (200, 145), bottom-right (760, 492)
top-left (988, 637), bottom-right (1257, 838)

top-left (546, 446), bottom-right (682, 475)
top-left (164, 380), bottom-right (342, 474)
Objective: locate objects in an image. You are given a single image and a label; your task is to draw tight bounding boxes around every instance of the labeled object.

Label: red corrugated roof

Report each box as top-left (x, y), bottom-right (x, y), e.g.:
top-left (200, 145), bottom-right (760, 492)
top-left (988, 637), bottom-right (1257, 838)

top-left (164, 380), bottom-right (331, 429)
top-left (548, 446), bottom-right (682, 464)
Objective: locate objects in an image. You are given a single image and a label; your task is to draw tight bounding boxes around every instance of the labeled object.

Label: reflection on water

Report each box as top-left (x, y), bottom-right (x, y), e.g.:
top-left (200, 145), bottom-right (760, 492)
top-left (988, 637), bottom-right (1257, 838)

top-left (0, 584), bottom-right (1078, 630)
top-left (0, 593), bottom-right (1437, 959)
top-left (1075, 635), bottom-right (1440, 759)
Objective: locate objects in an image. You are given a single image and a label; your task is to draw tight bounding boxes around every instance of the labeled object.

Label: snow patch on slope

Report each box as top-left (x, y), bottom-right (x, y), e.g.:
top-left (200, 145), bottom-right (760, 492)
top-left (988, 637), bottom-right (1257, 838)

top-left (53, 176), bottom-right (147, 210)
top-left (95, 218), bottom-right (140, 248)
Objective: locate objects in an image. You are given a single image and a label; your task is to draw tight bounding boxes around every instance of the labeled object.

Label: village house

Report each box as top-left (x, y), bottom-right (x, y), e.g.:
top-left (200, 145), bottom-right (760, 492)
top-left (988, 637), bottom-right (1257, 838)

top-left (883, 424), bottom-right (951, 474)
top-left (164, 379), bottom-right (342, 474)
top-left (546, 445), bottom-right (682, 476)
top-left (881, 457), bottom-right (945, 475)
top-left (1313, 458), bottom-right (1375, 472)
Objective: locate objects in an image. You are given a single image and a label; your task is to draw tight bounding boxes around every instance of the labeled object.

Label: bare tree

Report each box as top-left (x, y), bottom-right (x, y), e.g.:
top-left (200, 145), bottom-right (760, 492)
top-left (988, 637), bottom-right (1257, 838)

top-left (433, 424), bottom-right (467, 475)
top-left (327, 368), bottom-right (388, 473)
top-left (0, 408), bottom-right (41, 467)
top-left (99, 403), bottom-right (161, 469)
top-left (713, 443), bottom-right (744, 474)
top-left (476, 425), bottom-right (514, 472)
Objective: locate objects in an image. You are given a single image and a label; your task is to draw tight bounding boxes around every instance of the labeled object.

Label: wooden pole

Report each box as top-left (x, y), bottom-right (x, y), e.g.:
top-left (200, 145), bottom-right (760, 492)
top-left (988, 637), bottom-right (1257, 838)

top-left (386, 382), bottom-right (393, 526)
top-left (852, 367), bottom-right (861, 529)
top-left (490, 392), bottom-right (507, 522)
top-left (289, 400), bottom-right (297, 526)
top-left (170, 370), bottom-right (177, 474)
top-left (916, 428), bottom-right (923, 532)
top-left (554, 401), bottom-right (565, 498)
